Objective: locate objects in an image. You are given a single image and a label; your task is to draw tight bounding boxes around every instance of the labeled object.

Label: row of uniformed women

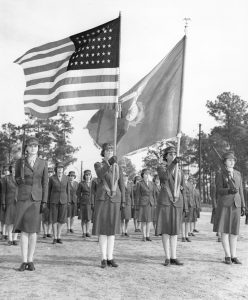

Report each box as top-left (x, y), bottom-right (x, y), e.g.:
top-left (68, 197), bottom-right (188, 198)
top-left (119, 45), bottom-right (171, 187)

top-left (0, 165), bottom-right (18, 245)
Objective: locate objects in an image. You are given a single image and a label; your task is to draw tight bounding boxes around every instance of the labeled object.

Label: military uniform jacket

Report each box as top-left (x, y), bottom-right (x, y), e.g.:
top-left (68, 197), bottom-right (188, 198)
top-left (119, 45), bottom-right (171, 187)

top-left (1, 175), bottom-right (17, 205)
top-left (77, 181), bottom-right (91, 205)
top-left (15, 157), bottom-right (48, 203)
top-left (69, 181), bottom-right (78, 204)
top-left (132, 184), bottom-right (139, 206)
top-left (157, 162), bottom-right (188, 210)
top-left (194, 188), bottom-right (201, 208)
top-left (215, 170), bottom-right (245, 208)
top-left (94, 160), bottom-right (125, 204)
top-left (185, 182), bottom-right (195, 208)
top-left (48, 174), bottom-right (70, 205)
top-left (125, 183), bottom-right (134, 206)
top-left (135, 180), bottom-right (155, 207)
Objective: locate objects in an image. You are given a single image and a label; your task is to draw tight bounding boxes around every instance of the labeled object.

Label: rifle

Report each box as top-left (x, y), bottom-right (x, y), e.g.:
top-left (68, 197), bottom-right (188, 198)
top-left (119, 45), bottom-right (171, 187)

top-left (211, 145), bottom-right (236, 190)
top-left (21, 126), bottom-right (26, 181)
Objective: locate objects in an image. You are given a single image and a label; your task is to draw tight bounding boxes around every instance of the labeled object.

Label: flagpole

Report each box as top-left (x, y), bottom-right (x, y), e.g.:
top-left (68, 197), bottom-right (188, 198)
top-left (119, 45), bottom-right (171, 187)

top-left (173, 18), bottom-right (190, 198)
top-left (111, 12), bottom-right (121, 195)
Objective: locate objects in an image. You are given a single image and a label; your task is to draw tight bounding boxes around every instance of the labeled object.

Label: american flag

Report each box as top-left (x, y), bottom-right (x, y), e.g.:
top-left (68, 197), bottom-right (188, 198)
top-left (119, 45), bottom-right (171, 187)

top-left (15, 17), bottom-right (120, 119)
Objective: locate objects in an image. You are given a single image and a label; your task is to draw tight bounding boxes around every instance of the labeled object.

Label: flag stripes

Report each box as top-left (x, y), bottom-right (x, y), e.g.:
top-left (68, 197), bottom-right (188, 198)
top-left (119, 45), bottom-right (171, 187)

top-left (15, 17), bottom-right (120, 118)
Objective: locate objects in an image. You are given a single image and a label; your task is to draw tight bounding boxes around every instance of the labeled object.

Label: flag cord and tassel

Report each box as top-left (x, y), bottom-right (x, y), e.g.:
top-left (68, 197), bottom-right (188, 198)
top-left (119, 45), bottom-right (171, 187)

top-left (111, 12), bottom-right (122, 196)
top-left (173, 18), bottom-right (190, 200)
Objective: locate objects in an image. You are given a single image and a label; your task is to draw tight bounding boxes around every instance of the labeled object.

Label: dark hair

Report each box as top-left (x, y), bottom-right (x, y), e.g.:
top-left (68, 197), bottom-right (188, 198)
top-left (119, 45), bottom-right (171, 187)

top-left (133, 175), bottom-right (140, 184)
top-left (141, 168), bottom-right (149, 178)
top-left (83, 169), bottom-right (92, 180)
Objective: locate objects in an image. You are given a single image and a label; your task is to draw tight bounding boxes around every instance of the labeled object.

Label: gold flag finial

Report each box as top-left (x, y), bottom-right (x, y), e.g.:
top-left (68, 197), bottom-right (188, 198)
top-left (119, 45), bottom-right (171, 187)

top-left (183, 18), bottom-right (191, 35)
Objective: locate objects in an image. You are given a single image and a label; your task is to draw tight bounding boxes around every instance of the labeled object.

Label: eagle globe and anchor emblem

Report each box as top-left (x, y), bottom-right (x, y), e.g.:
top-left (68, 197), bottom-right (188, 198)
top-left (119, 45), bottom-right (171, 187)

top-left (124, 97), bottom-right (145, 128)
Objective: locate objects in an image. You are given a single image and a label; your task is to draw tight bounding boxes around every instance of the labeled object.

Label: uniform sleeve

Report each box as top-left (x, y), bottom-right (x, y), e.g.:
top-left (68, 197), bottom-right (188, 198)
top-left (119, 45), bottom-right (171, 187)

top-left (1, 178), bottom-right (6, 206)
top-left (90, 180), bottom-right (96, 206)
top-left (67, 179), bottom-right (71, 203)
top-left (239, 177), bottom-right (245, 208)
top-left (47, 177), bottom-right (52, 205)
top-left (15, 159), bottom-right (22, 185)
top-left (42, 160), bottom-right (48, 203)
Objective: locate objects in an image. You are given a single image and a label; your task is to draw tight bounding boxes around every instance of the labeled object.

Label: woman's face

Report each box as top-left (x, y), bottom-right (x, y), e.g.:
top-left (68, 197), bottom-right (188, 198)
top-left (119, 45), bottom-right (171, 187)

top-left (57, 167), bottom-right (64, 175)
top-left (155, 178), bottom-right (160, 185)
top-left (85, 173), bottom-right (91, 181)
top-left (166, 152), bottom-right (176, 164)
top-left (143, 172), bottom-right (150, 181)
top-left (26, 144), bottom-right (38, 155)
top-left (225, 158), bottom-right (235, 168)
top-left (104, 148), bottom-right (113, 160)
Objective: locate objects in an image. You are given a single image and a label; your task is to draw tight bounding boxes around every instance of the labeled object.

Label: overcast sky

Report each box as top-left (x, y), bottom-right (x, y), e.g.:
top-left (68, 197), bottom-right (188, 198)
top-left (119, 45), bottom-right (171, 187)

top-left (0, 0), bottom-right (247, 174)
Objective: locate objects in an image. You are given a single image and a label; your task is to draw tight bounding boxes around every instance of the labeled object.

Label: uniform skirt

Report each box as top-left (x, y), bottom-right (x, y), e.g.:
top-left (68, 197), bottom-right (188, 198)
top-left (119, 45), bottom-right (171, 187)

top-left (5, 203), bottom-right (17, 225)
top-left (50, 203), bottom-right (67, 224)
top-left (156, 205), bottom-right (183, 235)
top-left (42, 206), bottom-right (50, 223)
top-left (138, 204), bottom-right (153, 222)
top-left (121, 205), bottom-right (132, 221)
top-left (67, 203), bottom-right (77, 218)
top-left (14, 199), bottom-right (41, 233)
top-left (0, 205), bottom-right (6, 223)
top-left (80, 204), bottom-right (92, 222)
top-left (213, 204), bottom-right (241, 235)
top-left (133, 205), bottom-right (140, 219)
top-left (92, 198), bottom-right (121, 236)
top-left (192, 208), bottom-right (198, 222)
top-left (182, 207), bottom-right (194, 222)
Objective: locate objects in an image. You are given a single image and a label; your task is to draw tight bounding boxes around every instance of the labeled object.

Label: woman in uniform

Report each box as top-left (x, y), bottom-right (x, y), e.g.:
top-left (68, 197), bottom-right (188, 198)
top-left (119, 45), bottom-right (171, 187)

top-left (42, 167), bottom-right (54, 239)
top-left (92, 143), bottom-right (125, 268)
top-left (156, 146), bottom-right (188, 266)
top-left (132, 175), bottom-right (141, 232)
top-left (213, 151), bottom-right (246, 264)
top-left (153, 174), bottom-right (160, 232)
top-left (48, 162), bottom-right (70, 244)
top-left (121, 174), bottom-right (133, 237)
top-left (67, 171), bottom-right (78, 234)
top-left (77, 169), bottom-right (93, 238)
top-left (136, 168), bottom-right (155, 241)
top-left (181, 173), bottom-right (191, 242)
top-left (2, 165), bottom-right (18, 245)
top-left (14, 137), bottom-right (48, 271)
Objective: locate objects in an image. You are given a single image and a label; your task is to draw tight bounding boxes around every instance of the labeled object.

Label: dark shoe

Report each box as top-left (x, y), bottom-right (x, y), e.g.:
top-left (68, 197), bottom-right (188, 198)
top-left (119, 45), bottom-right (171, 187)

top-left (164, 259), bottom-right (170, 266)
top-left (231, 257), bottom-right (242, 264)
top-left (43, 234), bottom-right (47, 239)
top-left (4, 235), bottom-right (8, 240)
top-left (135, 229), bottom-right (139, 232)
top-left (57, 239), bottom-right (63, 244)
top-left (47, 234), bottom-right (52, 238)
top-left (8, 241), bottom-right (13, 246)
top-left (137, 229), bottom-right (142, 232)
top-left (217, 237), bottom-right (221, 242)
top-left (27, 262), bottom-right (35, 271)
top-left (86, 233), bottom-right (91, 238)
top-left (185, 237), bottom-right (191, 242)
top-left (188, 233), bottom-right (192, 236)
top-left (224, 257), bottom-right (232, 264)
top-left (191, 232), bottom-right (195, 236)
top-left (101, 259), bottom-right (107, 268)
top-left (182, 237), bottom-right (186, 242)
top-left (107, 259), bottom-right (118, 267)
top-left (18, 263), bottom-right (27, 271)
top-left (170, 258), bottom-right (183, 266)
top-left (125, 233), bottom-right (129, 237)
top-left (52, 239), bottom-right (57, 244)
top-left (146, 237), bottom-right (152, 241)
top-left (82, 234), bottom-right (86, 238)
top-left (13, 240), bottom-right (18, 246)
top-left (70, 229), bottom-right (74, 233)
top-left (193, 229), bottom-right (199, 233)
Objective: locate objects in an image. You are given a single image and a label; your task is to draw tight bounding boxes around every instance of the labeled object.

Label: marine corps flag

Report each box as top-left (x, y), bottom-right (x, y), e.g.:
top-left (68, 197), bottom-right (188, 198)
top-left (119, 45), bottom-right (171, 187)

top-left (87, 36), bottom-right (186, 157)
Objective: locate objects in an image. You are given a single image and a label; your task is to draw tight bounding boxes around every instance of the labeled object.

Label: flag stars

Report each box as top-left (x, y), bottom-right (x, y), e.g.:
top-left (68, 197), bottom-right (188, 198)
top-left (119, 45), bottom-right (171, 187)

top-left (107, 52), bottom-right (111, 55)
top-left (107, 59), bottom-right (111, 63)
top-left (80, 61), bottom-right (84, 65)
top-left (108, 36), bottom-right (112, 40)
top-left (102, 45), bottom-right (106, 48)
top-left (97, 53), bottom-right (100, 56)
top-left (108, 44), bottom-right (111, 48)
top-left (109, 28), bottom-right (112, 32)
top-left (91, 60), bottom-right (95, 64)
top-left (86, 53), bottom-right (89, 57)
top-left (91, 53), bottom-right (95, 57)
top-left (86, 46), bottom-right (89, 50)
top-left (102, 60), bottom-right (105, 63)
top-left (102, 52), bottom-right (105, 56)
top-left (97, 38), bottom-right (101, 41)
top-left (91, 45), bottom-right (95, 49)
top-left (86, 61), bottom-right (89, 64)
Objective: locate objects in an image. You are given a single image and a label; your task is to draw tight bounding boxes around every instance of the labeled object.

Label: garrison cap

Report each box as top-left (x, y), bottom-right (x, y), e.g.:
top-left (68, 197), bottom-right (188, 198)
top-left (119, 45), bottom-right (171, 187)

top-left (26, 136), bottom-right (39, 146)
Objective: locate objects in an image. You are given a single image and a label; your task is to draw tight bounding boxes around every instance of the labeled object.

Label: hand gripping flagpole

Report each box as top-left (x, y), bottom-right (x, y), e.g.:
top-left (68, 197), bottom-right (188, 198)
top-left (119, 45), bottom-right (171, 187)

top-left (173, 18), bottom-right (190, 199)
top-left (111, 12), bottom-right (122, 196)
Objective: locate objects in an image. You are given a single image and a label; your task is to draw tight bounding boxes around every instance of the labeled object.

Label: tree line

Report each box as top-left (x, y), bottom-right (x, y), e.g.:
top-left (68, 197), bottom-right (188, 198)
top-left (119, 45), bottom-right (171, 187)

top-left (0, 113), bottom-right (79, 171)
